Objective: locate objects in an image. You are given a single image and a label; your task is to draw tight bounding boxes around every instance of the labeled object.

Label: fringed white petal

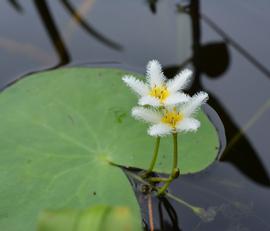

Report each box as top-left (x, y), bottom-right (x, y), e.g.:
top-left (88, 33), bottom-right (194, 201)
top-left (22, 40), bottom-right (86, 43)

top-left (138, 95), bottom-right (160, 107)
top-left (148, 123), bottom-right (172, 137)
top-left (167, 69), bottom-right (192, 93)
top-left (163, 92), bottom-right (189, 106)
top-left (181, 91), bottom-right (208, 117)
top-left (131, 106), bottom-right (162, 123)
top-left (122, 75), bottom-right (149, 96)
top-left (176, 118), bottom-right (200, 132)
top-left (146, 60), bottom-right (165, 87)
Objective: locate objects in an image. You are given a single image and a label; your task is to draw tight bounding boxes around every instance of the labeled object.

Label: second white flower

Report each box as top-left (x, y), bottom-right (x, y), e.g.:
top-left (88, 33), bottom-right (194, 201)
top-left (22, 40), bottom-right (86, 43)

top-left (132, 92), bottom-right (209, 137)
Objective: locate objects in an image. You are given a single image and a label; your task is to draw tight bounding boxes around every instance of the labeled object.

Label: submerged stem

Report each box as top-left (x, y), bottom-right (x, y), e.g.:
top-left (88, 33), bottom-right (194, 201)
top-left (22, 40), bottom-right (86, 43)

top-left (157, 133), bottom-right (179, 196)
top-left (126, 171), bottom-right (214, 221)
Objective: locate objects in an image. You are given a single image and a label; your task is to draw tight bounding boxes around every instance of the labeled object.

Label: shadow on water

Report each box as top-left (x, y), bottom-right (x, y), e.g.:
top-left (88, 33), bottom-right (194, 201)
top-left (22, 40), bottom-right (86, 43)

top-left (59, 0), bottom-right (123, 51)
top-left (164, 0), bottom-right (270, 187)
top-left (32, 0), bottom-right (123, 68)
top-left (156, 198), bottom-right (182, 231)
top-left (143, 196), bottom-right (183, 231)
top-left (33, 0), bottom-right (70, 67)
top-left (126, 167), bottom-right (183, 231)
top-left (126, 161), bottom-right (270, 231)
top-left (4, 0), bottom-right (123, 88)
top-left (7, 0), bottom-right (23, 13)
top-left (146, 0), bottom-right (159, 14)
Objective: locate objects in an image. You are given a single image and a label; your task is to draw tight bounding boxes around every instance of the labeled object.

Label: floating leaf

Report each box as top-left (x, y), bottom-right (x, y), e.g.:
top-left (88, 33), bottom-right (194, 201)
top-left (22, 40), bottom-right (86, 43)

top-left (38, 205), bottom-right (135, 231)
top-left (0, 68), bottom-right (218, 230)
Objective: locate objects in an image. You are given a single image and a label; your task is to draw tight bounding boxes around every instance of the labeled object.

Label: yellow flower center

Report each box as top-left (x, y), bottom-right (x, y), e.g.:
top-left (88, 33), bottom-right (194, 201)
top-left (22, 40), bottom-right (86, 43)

top-left (162, 109), bottom-right (183, 128)
top-left (149, 85), bottom-right (169, 102)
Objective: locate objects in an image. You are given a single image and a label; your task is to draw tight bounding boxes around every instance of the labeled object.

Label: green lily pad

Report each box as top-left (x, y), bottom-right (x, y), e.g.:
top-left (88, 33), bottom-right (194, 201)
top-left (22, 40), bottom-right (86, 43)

top-left (0, 68), bottom-right (219, 230)
top-left (38, 205), bottom-right (135, 231)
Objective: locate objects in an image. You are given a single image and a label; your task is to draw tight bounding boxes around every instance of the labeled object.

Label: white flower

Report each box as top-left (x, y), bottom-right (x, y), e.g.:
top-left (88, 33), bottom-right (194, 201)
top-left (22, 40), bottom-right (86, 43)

top-left (132, 92), bottom-right (208, 137)
top-left (122, 60), bottom-right (192, 107)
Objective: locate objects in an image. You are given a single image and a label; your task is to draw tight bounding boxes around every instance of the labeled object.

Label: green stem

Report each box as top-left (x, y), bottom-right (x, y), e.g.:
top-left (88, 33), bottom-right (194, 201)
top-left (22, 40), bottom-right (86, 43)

top-left (172, 133), bottom-right (178, 171)
top-left (148, 177), bottom-right (169, 182)
top-left (142, 137), bottom-right (160, 178)
top-left (157, 133), bottom-right (178, 196)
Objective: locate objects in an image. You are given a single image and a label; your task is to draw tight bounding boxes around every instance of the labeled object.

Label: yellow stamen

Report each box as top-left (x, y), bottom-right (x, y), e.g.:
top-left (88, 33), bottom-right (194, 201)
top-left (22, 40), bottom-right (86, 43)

top-left (149, 85), bottom-right (169, 102)
top-left (162, 109), bottom-right (183, 128)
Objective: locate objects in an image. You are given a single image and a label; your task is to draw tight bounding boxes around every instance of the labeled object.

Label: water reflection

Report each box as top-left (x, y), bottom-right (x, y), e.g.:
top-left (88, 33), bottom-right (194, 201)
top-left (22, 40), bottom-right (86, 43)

top-left (128, 163), bottom-right (270, 230)
top-left (7, 0), bottom-right (23, 13)
top-left (143, 196), bottom-right (183, 231)
top-left (146, 0), bottom-right (159, 14)
top-left (60, 0), bottom-right (122, 50)
top-left (11, 0), bottom-right (122, 69)
top-left (145, 0), bottom-right (270, 185)
top-left (164, 0), bottom-right (270, 186)
top-left (169, 163), bottom-right (270, 230)
top-left (34, 0), bottom-right (70, 67)
top-left (156, 198), bottom-right (182, 231)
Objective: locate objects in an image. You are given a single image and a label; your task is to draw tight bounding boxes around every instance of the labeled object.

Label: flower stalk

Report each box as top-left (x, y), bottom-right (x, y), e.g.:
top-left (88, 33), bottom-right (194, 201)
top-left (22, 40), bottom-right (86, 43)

top-left (142, 137), bottom-right (160, 178)
top-left (157, 133), bottom-right (179, 195)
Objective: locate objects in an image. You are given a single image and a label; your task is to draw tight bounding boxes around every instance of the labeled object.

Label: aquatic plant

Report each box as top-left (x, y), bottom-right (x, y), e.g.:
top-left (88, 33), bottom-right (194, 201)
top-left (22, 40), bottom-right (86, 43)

top-left (123, 60), bottom-right (208, 195)
top-left (0, 67), bottom-right (218, 230)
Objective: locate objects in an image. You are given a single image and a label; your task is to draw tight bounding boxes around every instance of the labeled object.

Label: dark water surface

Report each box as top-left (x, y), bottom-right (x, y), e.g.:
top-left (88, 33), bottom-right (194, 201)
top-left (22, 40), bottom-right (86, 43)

top-left (1, 0), bottom-right (270, 230)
